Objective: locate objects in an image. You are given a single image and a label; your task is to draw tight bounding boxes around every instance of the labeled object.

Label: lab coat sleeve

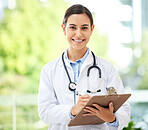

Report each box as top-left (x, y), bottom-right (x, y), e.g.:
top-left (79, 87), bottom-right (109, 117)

top-left (38, 66), bottom-right (73, 125)
top-left (106, 64), bottom-right (130, 130)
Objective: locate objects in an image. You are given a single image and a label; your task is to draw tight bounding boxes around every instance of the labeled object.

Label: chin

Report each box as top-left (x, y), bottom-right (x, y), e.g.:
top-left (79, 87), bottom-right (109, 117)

top-left (72, 46), bottom-right (87, 51)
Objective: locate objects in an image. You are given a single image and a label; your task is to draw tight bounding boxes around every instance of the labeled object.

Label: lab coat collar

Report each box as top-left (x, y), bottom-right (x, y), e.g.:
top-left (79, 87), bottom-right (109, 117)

top-left (60, 51), bottom-right (71, 68)
top-left (80, 49), bottom-right (98, 72)
top-left (59, 49), bottom-right (98, 69)
top-left (60, 49), bottom-right (98, 69)
top-left (65, 48), bottom-right (89, 65)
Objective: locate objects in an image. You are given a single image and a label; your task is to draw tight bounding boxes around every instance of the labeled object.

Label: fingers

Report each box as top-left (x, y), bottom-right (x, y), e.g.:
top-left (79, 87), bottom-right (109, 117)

top-left (83, 107), bottom-right (97, 116)
top-left (83, 104), bottom-right (102, 113)
top-left (83, 105), bottom-right (100, 116)
top-left (72, 95), bottom-right (91, 116)
top-left (83, 102), bottom-right (113, 115)
top-left (78, 95), bottom-right (91, 105)
top-left (79, 98), bottom-right (90, 102)
top-left (92, 104), bottom-right (102, 111)
top-left (79, 95), bottom-right (91, 99)
top-left (109, 102), bottom-right (114, 112)
top-left (85, 106), bottom-right (98, 113)
top-left (84, 107), bottom-right (94, 113)
top-left (83, 102), bottom-right (115, 123)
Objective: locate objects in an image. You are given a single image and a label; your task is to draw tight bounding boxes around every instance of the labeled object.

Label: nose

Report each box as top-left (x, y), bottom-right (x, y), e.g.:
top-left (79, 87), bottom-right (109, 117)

top-left (75, 29), bottom-right (82, 37)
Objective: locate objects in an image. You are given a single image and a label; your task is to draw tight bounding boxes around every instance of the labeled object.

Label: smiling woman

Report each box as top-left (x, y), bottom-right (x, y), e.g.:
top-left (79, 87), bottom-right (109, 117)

top-left (61, 13), bottom-right (94, 61)
top-left (38, 4), bottom-right (130, 130)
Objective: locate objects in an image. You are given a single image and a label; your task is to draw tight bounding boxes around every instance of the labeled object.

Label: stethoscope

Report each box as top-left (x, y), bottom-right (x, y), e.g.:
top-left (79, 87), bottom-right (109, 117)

top-left (62, 51), bottom-right (102, 104)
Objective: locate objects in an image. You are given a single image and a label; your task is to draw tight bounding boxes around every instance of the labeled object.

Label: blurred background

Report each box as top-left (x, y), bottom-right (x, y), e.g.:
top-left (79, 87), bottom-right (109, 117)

top-left (0, 0), bottom-right (148, 129)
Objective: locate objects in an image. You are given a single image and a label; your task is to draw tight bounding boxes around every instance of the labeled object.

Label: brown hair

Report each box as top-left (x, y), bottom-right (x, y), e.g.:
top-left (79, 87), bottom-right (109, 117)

top-left (63, 4), bottom-right (93, 27)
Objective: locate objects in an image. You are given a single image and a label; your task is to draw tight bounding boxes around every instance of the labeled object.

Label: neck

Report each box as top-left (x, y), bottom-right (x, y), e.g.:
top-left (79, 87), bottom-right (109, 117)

top-left (67, 48), bottom-right (87, 62)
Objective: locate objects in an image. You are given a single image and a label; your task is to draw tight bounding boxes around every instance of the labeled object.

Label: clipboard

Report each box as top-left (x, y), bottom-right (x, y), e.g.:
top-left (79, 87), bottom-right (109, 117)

top-left (68, 94), bottom-right (131, 126)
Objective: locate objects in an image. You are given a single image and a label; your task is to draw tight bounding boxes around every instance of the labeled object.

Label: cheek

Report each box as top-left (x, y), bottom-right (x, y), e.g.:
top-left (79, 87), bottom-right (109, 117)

top-left (66, 31), bottom-right (73, 39)
top-left (66, 33), bottom-right (71, 41)
top-left (85, 32), bottom-right (91, 39)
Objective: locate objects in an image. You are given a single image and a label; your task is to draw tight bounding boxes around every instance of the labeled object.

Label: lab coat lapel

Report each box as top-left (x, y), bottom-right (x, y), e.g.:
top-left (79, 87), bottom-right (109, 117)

top-left (79, 50), bottom-right (99, 79)
top-left (80, 50), bottom-right (94, 74)
top-left (59, 52), bottom-right (72, 69)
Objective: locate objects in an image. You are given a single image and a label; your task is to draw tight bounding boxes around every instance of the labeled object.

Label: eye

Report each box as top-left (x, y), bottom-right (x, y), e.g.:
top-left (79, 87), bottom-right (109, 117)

top-left (82, 27), bottom-right (88, 30)
top-left (70, 26), bottom-right (76, 29)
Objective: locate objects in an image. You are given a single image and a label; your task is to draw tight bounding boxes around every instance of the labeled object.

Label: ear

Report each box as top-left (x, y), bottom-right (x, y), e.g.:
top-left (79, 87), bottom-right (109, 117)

top-left (61, 24), bottom-right (66, 35)
top-left (90, 24), bottom-right (94, 34)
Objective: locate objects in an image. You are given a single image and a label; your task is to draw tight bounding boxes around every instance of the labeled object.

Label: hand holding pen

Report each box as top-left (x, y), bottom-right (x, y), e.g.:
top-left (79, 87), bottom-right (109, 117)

top-left (71, 95), bottom-right (91, 116)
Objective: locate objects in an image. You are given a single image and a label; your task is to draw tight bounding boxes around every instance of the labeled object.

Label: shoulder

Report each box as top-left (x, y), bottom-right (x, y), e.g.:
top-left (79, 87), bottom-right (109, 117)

top-left (41, 56), bottom-right (62, 74)
top-left (96, 56), bottom-right (116, 73)
top-left (97, 56), bottom-right (114, 67)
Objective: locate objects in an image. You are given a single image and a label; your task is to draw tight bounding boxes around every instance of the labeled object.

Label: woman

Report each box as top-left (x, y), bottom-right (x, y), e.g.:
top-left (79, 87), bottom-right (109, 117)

top-left (38, 4), bottom-right (130, 130)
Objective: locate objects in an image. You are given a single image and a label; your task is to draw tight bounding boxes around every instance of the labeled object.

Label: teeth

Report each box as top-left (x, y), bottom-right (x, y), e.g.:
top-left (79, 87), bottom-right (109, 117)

top-left (74, 40), bottom-right (83, 42)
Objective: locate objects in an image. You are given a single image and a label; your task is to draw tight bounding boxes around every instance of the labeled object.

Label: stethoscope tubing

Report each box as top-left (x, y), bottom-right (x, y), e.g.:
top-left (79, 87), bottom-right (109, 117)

top-left (62, 53), bottom-right (72, 83)
top-left (62, 51), bottom-right (102, 104)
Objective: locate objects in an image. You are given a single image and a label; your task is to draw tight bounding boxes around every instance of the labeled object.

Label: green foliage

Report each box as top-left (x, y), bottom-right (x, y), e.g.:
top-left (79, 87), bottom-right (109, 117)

top-left (0, 0), bottom-right (67, 74)
top-left (136, 31), bottom-right (148, 89)
top-left (0, 0), bottom-right (109, 94)
top-left (0, 0), bottom-right (69, 94)
top-left (88, 27), bottom-right (109, 59)
top-left (0, 106), bottom-right (12, 128)
top-left (124, 31), bottom-right (148, 89)
top-left (0, 1), bottom-right (109, 128)
top-left (123, 120), bottom-right (141, 130)
top-left (0, 105), bottom-right (49, 130)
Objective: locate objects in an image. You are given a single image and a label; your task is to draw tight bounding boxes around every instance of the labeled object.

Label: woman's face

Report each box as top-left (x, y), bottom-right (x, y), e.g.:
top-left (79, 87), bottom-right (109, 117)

top-left (62, 14), bottom-right (94, 52)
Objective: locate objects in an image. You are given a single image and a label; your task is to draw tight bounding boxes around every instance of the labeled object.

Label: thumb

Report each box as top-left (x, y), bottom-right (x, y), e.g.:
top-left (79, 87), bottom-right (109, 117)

top-left (109, 102), bottom-right (114, 112)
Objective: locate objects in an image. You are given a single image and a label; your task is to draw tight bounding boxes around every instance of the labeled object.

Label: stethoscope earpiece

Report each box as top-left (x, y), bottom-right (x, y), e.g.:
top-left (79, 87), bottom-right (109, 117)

top-left (87, 89), bottom-right (101, 93)
top-left (87, 90), bottom-right (91, 93)
top-left (97, 89), bottom-right (101, 92)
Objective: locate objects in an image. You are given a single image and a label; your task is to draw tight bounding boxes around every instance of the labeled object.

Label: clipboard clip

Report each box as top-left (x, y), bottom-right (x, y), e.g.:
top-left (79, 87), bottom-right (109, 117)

top-left (106, 87), bottom-right (117, 95)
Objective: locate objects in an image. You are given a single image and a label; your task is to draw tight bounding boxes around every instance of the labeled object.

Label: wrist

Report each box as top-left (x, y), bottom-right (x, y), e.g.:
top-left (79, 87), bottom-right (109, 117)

top-left (109, 115), bottom-right (116, 123)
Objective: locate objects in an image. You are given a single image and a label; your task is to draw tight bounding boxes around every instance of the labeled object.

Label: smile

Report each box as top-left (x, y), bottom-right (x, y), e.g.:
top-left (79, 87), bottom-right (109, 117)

top-left (72, 39), bottom-right (85, 43)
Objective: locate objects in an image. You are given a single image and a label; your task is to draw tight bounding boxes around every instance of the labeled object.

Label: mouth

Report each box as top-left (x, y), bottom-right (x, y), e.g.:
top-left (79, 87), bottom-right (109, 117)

top-left (72, 39), bottom-right (85, 44)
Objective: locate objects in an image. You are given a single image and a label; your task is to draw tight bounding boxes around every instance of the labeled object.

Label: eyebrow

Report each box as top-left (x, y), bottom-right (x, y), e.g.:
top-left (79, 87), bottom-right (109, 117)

top-left (82, 24), bottom-right (89, 26)
top-left (69, 24), bottom-right (76, 26)
top-left (69, 24), bottom-right (90, 26)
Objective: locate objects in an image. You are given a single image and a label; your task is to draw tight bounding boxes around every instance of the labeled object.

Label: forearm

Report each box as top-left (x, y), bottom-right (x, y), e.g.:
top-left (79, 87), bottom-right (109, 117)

top-left (38, 103), bottom-right (73, 125)
top-left (38, 67), bottom-right (74, 125)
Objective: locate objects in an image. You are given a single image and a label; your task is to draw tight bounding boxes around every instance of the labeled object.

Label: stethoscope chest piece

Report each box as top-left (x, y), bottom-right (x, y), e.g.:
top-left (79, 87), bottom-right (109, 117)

top-left (62, 51), bottom-right (102, 94)
top-left (69, 82), bottom-right (76, 91)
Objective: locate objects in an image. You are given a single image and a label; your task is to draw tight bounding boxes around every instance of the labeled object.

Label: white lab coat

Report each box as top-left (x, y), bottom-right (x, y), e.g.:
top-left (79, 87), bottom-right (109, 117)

top-left (38, 49), bottom-right (130, 130)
